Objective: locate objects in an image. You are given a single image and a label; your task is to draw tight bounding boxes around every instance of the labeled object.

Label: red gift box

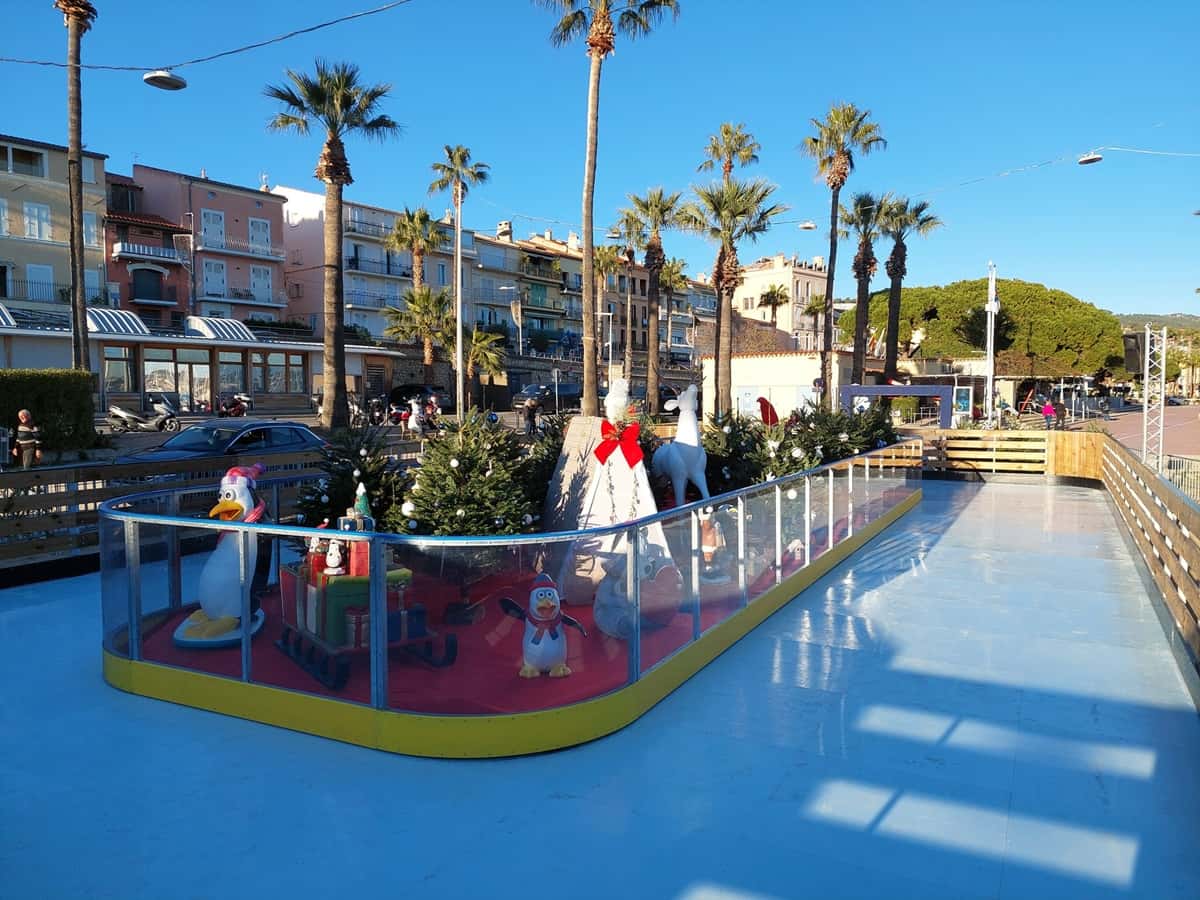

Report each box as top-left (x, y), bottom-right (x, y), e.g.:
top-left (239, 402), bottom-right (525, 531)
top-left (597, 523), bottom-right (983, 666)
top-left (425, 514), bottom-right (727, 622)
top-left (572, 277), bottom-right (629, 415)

top-left (344, 606), bottom-right (369, 649)
top-left (307, 551), bottom-right (325, 575)
top-left (349, 540), bottom-right (370, 578)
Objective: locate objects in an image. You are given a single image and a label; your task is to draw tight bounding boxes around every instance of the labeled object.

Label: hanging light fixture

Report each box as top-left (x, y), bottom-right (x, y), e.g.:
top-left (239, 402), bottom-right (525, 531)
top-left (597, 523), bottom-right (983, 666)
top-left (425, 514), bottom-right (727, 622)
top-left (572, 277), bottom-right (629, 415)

top-left (143, 69), bottom-right (187, 91)
top-left (1077, 151), bottom-right (1104, 165)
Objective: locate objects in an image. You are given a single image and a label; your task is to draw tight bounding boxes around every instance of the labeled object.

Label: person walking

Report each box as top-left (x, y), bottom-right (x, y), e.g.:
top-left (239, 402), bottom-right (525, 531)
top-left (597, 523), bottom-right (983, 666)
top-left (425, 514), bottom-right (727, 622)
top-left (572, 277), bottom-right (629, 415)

top-left (523, 395), bottom-right (540, 438)
top-left (1041, 399), bottom-right (1056, 431)
top-left (12, 409), bottom-right (42, 469)
top-left (1054, 399), bottom-right (1067, 431)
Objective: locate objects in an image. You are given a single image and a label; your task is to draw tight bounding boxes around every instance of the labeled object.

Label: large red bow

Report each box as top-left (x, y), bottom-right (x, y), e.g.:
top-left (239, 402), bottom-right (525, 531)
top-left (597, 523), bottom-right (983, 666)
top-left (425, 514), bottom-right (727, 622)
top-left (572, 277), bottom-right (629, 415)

top-left (594, 421), bottom-right (643, 468)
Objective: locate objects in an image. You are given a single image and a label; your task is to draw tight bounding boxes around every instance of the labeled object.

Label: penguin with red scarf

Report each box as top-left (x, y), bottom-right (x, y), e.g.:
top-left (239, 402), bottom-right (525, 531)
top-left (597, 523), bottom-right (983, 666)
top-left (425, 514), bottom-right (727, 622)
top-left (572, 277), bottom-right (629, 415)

top-left (500, 573), bottom-right (587, 678)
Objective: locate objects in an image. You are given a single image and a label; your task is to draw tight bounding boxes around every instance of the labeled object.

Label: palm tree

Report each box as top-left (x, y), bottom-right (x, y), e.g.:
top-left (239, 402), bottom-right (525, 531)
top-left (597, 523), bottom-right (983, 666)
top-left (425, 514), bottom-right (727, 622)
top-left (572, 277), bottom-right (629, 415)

top-left (629, 188), bottom-right (683, 414)
top-left (839, 191), bottom-right (888, 384)
top-left (429, 145), bottom-right (489, 420)
top-left (465, 327), bottom-right (506, 408)
top-left (660, 257), bottom-right (688, 364)
top-left (697, 122), bottom-right (760, 182)
top-left (56, 0), bottom-right (97, 373)
top-left (879, 198), bottom-right (941, 384)
top-left (537, 0), bottom-right (680, 417)
top-left (265, 60), bottom-right (399, 429)
top-left (680, 178), bottom-right (787, 414)
top-left (593, 244), bottom-right (622, 376)
top-left (383, 286), bottom-right (454, 384)
top-left (757, 283), bottom-right (790, 329)
top-left (384, 207), bottom-right (445, 292)
top-left (612, 209), bottom-right (646, 380)
top-left (801, 103), bottom-right (886, 406)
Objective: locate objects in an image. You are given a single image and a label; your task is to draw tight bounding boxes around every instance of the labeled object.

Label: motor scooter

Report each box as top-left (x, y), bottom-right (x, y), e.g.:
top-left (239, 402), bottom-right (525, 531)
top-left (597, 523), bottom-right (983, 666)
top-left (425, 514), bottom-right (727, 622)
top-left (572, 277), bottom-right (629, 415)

top-left (108, 398), bottom-right (180, 433)
top-left (218, 393), bottom-right (253, 417)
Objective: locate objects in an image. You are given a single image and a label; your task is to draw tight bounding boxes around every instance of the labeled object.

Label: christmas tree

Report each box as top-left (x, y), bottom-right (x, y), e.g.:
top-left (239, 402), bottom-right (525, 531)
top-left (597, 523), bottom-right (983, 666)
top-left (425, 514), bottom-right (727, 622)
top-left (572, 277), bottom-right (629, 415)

top-left (702, 412), bottom-right (767, 494)
top-left (396, 410), bottom-right (533, 536)
top-left (296, 426), bottom-right (410, 534)
top-left (520, 412), bottom-right (568, 513)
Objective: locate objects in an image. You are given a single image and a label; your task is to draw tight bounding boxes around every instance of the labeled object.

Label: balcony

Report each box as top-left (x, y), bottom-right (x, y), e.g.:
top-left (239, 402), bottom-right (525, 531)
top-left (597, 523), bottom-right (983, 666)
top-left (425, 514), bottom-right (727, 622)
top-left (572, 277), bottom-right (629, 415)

top-left (0, 278), bottom-right (69, 305)
top-left (201, 287), bottom-right (288, 308)
top-left (469, 285), bottom-right (518, 305)
top-left (195, 234), bottom-right (285, 260)
top-left (525, 295), bottom-right (565, 314)
top-left (343, 217), bottom-right (391, 240)
top-left (127, 283), bottom-right (180, 306)
top-left (345, 256), bottom-right (413, 279)
top-left (111, 242), bottom-right (183, 264)
top-left (345, 290), bottom-right (400, 310)
top-left (519, 260), bottom-right (559, 282)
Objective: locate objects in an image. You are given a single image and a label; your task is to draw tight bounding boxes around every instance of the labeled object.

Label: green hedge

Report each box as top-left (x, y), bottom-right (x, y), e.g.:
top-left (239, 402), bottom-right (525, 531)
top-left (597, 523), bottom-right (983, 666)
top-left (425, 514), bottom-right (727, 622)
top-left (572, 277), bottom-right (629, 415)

top-left (0, 369), bottom-right (96, 452)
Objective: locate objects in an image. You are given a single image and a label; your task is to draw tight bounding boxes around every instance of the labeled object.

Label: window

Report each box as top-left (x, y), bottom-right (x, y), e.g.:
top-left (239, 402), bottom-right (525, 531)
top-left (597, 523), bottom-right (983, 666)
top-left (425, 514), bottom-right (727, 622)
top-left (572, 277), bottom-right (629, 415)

top-left (0, 198), bottom-right (6, 236)
top-left (230, 429), bottom-right (271, 453)
top-left (1, 144), bottom-right (47, 178)
top-left (251, 351), bottom-right (304, 393)
top-left (82, 158), bottom-right (96, 183)
top-left (218, 351), bottom-right (245, 393)
top-left (24, 202), bottom-right (51, 241)
top-left (618, 275), bottom-right (626, 293)
top-left (109, 184), bottom-right (136, 213)
top-left (248, 218), bottom-right (271, 255)
top-left (200, 209), bottom-right (225, 248)
top-left (437, 262), bottom-right (447, 285)
top-left (270, 427), bottom-right (304, 448)
top-left (203, 259), bottom-right (226, 296)
top-left (250, 265), bottom-right (272, 301)
top-left (132, 269), bottom-right (163, 301)
top-left (84, 269), bottom-right (101, 303)
top-left (103, 346), bottom-right (134, 394)
top-left (640, 279), bottom-right (647, 296)
top-left (82, 212), bottom-right (99, 247)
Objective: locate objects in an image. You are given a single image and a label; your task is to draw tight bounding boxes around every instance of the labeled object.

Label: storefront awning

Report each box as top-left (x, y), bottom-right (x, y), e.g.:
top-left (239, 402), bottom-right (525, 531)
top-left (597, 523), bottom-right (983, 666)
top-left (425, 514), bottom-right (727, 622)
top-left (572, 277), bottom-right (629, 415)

top-left (185, 316), bottom-right (256, 342)
top-left (86, 308), bottom-right (151, 336)
top-left (0, 303), bottom-right (15, 329)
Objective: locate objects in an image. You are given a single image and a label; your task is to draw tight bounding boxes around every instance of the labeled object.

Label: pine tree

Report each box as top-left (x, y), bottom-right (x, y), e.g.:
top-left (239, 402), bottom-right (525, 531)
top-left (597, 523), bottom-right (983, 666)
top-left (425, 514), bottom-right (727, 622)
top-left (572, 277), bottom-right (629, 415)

top-left (520, 412), bottom-right (569, 513)
top-left (702, 412), bottom-right (766, 494)
top-left (397, 410), bottom-right (533, 536)
top-left (296, 426), bottom-right (410, 532)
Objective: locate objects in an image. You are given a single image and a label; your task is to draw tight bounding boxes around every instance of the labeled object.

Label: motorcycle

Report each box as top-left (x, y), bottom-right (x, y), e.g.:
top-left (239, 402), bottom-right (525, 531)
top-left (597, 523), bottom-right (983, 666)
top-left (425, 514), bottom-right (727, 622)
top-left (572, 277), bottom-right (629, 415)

top-left (217, 392), bottom-right (253, 417)
top-left (108, 398), bottom-right (180, 433)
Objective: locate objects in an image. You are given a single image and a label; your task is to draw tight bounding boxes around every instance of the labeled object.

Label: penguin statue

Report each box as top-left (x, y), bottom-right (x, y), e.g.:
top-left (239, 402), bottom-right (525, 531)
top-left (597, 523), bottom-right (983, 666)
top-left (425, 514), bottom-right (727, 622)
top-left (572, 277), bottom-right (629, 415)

top-left (174, 463), bottom-right (272, 647)
top-left (500, 573), bottom-right (587, 678)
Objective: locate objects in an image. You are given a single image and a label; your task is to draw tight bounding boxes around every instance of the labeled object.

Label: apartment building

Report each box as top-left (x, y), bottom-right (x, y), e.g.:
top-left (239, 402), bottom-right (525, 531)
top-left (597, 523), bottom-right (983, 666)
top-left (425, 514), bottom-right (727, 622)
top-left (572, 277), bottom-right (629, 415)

top-left (0, 133), bottom-right (108, 312)
top-left (104, 172), bottom-right (191, 327)
top-left (731, 252), bottom-right (829, 349)
top-left (274, 186), bottom-right (464, 339)
top-left (134, 165), bottom-right (289, 322)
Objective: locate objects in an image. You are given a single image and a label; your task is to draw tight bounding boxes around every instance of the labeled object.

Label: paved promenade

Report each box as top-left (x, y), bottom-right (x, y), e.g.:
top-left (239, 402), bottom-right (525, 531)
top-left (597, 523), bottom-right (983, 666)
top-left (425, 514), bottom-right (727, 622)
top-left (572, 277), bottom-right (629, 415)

top-left (2, 480), bottom-right (1197, 899)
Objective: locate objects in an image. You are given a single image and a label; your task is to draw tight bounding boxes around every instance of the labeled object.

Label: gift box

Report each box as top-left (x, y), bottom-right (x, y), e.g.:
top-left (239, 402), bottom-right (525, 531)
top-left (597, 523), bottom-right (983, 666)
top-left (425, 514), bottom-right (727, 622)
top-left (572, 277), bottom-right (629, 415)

top-left (344, 606), bottom-right (370, 649)
top-left (337, 512), bottom-right (376, 532)
top-left (348, 540), bottom-right (370, 578)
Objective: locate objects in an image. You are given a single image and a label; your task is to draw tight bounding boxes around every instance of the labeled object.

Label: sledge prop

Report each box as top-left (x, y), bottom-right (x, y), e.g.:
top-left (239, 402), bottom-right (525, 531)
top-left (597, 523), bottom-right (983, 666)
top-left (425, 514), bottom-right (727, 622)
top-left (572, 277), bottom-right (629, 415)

top-left (275, 563), bottom-right (457, 690)
top-left (173, 608), bottom-right (266, 649)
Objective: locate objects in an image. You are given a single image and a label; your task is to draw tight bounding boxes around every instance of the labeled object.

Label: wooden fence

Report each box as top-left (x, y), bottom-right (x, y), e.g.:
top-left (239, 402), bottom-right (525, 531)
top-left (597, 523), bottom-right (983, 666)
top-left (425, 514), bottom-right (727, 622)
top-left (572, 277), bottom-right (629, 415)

top-left (914, 430), bottom-right (1050, 474)
top-left (0, 438), bottom-right (421, 570)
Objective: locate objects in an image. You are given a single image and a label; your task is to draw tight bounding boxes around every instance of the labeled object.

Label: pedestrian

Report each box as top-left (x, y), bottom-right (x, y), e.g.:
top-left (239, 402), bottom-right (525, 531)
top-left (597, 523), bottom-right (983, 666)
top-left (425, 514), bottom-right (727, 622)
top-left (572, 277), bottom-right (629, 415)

top-left (1098, 396), bottom-right (1112, 421)
top-left (523, 395), bottom-right (539, 437)
top-left (1041, 399), bottom-right (1055, 431)
top-left (12, 408), bottom-right (42, 469)
top-left (1054, 399), bottom-right (1067, 431)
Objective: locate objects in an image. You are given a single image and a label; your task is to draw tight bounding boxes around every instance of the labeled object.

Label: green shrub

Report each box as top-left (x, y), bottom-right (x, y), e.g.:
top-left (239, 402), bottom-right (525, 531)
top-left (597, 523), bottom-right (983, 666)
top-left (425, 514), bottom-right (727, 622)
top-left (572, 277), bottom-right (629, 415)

top-left (0, 369), bottom-right (96, 452)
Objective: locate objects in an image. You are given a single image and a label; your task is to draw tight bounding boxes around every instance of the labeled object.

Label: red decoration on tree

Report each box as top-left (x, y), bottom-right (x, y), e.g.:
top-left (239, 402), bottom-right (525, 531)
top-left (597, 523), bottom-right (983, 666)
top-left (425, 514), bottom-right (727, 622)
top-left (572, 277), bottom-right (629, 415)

top-left (594, 421), bottom-right (643, 468)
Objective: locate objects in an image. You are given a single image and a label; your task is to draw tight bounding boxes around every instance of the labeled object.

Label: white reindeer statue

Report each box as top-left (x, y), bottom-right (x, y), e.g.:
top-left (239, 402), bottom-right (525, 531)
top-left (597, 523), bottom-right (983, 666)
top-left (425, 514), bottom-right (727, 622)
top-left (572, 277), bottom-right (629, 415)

top-left (651, 385), bottom-right (710, 508)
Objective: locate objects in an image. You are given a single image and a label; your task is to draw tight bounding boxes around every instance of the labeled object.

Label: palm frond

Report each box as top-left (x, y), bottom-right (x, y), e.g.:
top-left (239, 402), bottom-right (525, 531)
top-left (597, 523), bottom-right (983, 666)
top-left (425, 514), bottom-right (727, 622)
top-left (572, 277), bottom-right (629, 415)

top-left (617, 0), bottom-right (679, 39)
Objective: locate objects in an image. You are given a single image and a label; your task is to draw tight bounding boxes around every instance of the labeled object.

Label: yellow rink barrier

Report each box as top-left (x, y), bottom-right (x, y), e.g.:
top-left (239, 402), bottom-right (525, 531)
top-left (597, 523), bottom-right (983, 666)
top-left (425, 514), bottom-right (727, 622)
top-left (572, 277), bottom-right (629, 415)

top-left (104, 488), bottom-right (921, 758)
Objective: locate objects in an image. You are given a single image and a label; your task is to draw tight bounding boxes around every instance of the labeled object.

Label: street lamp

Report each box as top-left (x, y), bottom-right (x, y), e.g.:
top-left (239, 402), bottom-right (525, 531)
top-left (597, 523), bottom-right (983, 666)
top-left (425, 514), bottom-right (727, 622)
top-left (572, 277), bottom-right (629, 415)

top-left (985, 261), bottom-right (999, 426)
top-left (798, 220), bottom-right (817, 230)
top-left (143, 69), bottom-right (187, 90)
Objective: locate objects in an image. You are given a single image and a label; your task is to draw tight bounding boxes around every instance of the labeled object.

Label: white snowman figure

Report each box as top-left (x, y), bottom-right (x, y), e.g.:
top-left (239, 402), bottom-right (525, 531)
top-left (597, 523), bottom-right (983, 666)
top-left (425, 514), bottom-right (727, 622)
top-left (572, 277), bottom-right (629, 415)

top-left (324, 539), bottom-right (347, 576)
top-left (407, 398), bottom-right (424, 434)
top-left (500, 573), bottom-right (587, 678)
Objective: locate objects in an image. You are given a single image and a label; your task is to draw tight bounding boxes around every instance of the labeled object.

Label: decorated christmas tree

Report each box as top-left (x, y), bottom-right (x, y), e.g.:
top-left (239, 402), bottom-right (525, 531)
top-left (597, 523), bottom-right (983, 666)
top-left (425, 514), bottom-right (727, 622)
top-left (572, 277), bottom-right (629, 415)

top-left (296, 426), bottom-right (410, 533)
top-left (702, 412), bottom-right (767, 494)
top-left (519, 412), bottom-right (568, 513)
top-left (395, 410), bottom-right (533, 536)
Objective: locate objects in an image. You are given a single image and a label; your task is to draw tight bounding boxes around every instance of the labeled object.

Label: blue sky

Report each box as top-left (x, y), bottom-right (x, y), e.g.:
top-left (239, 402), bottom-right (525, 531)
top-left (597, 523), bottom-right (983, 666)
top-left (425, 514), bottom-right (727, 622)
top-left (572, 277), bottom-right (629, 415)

top-left (6, 0), bottom-right (1198, 313)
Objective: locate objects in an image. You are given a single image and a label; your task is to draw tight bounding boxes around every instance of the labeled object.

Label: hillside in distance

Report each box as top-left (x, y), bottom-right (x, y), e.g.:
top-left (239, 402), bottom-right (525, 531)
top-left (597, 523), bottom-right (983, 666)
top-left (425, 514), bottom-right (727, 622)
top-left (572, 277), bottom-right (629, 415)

top-left (1116, 312), bottom-right (1200, 332)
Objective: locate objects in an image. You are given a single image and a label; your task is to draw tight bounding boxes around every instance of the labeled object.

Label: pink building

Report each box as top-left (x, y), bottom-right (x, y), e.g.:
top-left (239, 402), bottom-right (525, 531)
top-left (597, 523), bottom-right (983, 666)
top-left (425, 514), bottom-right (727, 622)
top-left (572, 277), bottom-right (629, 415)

top-left (133, 165), bottom-right (289, 323)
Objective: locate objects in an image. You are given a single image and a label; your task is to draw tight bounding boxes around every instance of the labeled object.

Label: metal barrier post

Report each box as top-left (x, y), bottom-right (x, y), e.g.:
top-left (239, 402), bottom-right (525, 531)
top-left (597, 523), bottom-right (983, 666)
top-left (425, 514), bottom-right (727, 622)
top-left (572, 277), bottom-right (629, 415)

top-left (828, 468), bottom-right (835, 552)
top-left (239, 529), bottom-right (253, 682)
top-left (734, 495), bottom-right (748, 606)
top-left (627, 526), bottom-right (641, 682)
top-left (804, 476), bottom-right (812, 566)
top-left (368, 536), bottom-right (388, 709)
top-left (123, 520), bottom-right (142, 661)
top-left (847, 461), bottom-right (855, 538)
top-left (774, 484), bottom-right (783, 585)
top-left (689, 508), bottom-right (702, 640)
top-left (271, 483), bottom-right (282, 589)
top-left (166, 494), bottom-right (181, 610)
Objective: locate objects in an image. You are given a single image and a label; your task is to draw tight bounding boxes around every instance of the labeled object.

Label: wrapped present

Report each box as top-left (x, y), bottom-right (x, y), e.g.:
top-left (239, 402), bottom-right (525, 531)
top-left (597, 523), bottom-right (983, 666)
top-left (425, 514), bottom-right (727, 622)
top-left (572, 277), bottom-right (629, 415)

top-left (348, 540), bottom-right (370, 578)
top-left (344, 606), bottom-right (369, 649)
top-left (306, 551), bottom-right (326, 576)
top-left (337, 510), bottom-right (375, 533)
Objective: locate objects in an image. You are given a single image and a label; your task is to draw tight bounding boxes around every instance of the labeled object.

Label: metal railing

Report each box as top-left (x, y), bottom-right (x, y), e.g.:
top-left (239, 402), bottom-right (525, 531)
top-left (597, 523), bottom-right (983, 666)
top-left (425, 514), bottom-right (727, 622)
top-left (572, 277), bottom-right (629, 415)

top-left (111, 242), bottom-right (183, 263)
top-left (346, 256), bottom-right (413, 278)
top-left (196, 235), bottom-right (286, 259)
top-left (1, 278), bottom-right (71, 305)
top-left (344, 218), bottom-right (391, 239)
top-left (519, 260), bottom-right (559, 281)
top-left (345, 290), bottom-right (398, 310)
top-left (1163, 455), bottom-right (1200, 503)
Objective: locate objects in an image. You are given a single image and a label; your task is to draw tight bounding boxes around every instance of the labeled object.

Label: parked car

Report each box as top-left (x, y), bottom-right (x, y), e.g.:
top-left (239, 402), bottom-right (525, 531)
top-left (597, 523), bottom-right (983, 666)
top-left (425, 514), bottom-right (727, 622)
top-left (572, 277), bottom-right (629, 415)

top-left (511, 382), bottom-right (584, 414)
top-left (599, 384), bottom-right (680, 414)
top-left (115, 420), bottom-right (327, 464)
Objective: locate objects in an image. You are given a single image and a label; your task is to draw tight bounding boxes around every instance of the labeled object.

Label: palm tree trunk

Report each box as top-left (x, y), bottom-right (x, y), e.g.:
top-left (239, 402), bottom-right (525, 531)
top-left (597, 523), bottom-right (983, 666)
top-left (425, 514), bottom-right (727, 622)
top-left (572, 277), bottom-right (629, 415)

top-left (412, 246), bottom-right (424, 292)
top-left (820, 184), bottom-right (842, 408)
top-left (66, 14), bottom-right (89, 373)
top-left (423, 336), bottom-right (434, 385)
top-left (851, 246), bottom-right (870, 385)
top-left (323, 181), bottom-right (349, 429)
top-left (711, 248), bottom-right (724, 416)
top-left (883, 243), bottom-right (904, 384)
top-left (579, 51), bottom-right (603, 417)
top-left (770, 304), bottom-right (778, 329)
top-left (717, 281), bottom-right (734, 415)
top-left (624, 264), bottom-right (633, 380)
top-left (645, 253), bottom-right (662, 417)
top-left (453, 187), bottom-right (464, 420)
